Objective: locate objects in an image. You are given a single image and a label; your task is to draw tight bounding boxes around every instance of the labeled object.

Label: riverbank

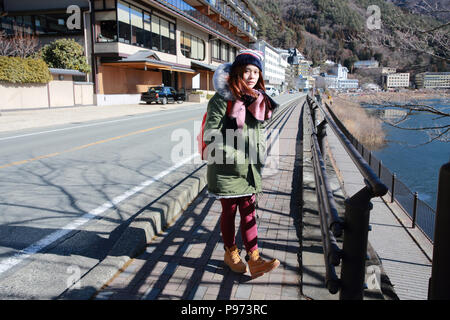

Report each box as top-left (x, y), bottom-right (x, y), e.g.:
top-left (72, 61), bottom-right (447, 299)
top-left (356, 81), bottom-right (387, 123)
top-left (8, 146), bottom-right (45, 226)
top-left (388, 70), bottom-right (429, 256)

top-left (324, 95), bottom-right (386, 150)
top-left (336, 89), bottom-right (450, 105)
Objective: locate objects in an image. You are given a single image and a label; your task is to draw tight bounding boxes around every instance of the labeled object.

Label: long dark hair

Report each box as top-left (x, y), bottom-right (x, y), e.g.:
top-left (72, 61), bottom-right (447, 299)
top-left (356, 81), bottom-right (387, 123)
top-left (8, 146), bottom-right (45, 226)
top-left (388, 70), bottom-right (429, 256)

top-left (228, 64), bottom-right (265, 99)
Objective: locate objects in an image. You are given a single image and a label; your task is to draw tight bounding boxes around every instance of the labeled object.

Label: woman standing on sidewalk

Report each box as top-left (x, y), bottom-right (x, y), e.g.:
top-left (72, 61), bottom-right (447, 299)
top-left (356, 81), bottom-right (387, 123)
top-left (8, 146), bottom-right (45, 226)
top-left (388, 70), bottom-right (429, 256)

top-left (203, 49), bottom-right (280, 279)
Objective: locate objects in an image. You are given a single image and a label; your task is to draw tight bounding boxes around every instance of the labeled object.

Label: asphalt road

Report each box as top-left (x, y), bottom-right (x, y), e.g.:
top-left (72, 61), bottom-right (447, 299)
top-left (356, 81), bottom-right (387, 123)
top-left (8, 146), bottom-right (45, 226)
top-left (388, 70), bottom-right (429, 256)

top-left (0, 93), bottom-right (303, 299)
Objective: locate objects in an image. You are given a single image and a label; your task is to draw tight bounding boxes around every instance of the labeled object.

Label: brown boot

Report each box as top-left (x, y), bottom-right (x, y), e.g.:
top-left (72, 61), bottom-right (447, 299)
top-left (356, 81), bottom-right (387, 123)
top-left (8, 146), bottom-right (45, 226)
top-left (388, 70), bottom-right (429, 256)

top-left (247, 249), bottom-right (280, 279)
top-left (224, 245), bottom-right (247, 273)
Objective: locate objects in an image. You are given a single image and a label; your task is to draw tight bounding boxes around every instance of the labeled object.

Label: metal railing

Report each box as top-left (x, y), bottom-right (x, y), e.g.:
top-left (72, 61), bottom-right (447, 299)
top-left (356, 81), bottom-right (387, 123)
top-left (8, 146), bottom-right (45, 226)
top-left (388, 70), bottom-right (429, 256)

top-left (310, 95), bottom-right (450, 300)
top-left (306, 95), bottom-right (388, 299)
top-left (322, 101), bottom-right (438, 242)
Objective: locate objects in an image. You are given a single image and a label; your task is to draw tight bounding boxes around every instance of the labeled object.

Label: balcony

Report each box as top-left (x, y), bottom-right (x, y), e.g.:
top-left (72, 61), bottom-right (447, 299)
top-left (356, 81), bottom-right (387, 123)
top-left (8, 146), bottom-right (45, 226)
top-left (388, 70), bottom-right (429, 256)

top-left (158, 0), bottom-right (254, 46)
top-left (170, 0), bottom-right (257, 41)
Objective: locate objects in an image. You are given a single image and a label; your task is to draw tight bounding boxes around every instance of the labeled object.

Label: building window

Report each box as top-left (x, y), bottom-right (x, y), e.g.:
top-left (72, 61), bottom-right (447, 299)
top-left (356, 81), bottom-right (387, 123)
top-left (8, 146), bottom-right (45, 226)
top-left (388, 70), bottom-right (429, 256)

top-left (211, 39), bottom-right (233, 62)
top-left (151, 14), bottom-right (175, 54)
top-left (94, 0), bottom-right (175, 53)
top-left (212, 40), bottom-right (220, 60)
top-left (221, 42), bottom-right (228, 62)
top-left (118, 1), bottom-right (131, 44)
top-left (181, 31), bottom-right (205, 60)
top-left (143, 12), bottom-right (151, 48)
top-left (130, 5), bottom-right (144, 47)
top-left (96, 10), bottom-right (117, 42)
top-left (229, 46), bottom-right (236, 62)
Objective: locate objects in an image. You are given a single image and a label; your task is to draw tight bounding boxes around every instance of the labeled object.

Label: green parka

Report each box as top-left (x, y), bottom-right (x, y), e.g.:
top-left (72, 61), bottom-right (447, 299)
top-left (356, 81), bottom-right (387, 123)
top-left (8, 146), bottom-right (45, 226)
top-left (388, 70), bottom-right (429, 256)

top-left (204, 92), bottom-right (266, 198)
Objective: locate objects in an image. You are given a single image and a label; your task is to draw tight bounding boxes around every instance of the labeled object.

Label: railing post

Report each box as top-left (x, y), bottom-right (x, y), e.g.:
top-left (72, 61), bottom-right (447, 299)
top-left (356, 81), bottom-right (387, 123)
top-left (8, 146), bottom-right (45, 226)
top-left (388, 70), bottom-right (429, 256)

top-left (378, 160), bottom-right (382, 178)
top-left (340, 186), bottom-right (373, 300)
top-left (317, 120), bottom-right (327, 161)
top-left (412, 192), bottom-right (418, 228)
top-left (391, 173), bottom-right (396, 203)
top-left (429, 162), bottom-right (450, 299)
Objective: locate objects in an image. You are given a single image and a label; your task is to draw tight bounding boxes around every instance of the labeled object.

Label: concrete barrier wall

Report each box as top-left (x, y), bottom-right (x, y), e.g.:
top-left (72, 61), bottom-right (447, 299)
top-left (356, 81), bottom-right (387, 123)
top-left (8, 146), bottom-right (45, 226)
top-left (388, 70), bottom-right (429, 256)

top-left (0, 81), bottom-right (94, 110)
top-left (48, 80), bottom-right (74, 107)
top-left (0, 82), bottom-right (49, 110)
top-left (95, 93), bottom-right (142, 106)
top-left (74, 83), bottom-right (94, 105)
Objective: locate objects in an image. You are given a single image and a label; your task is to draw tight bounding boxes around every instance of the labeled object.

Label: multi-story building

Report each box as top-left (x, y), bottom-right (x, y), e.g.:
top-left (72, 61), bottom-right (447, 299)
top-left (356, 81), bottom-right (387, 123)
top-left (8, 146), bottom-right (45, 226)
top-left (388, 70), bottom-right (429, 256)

top-left (318, 63), bottom-right (358, 90)
top-left (354, 59), bottom-right (379, 69)
top-left (380, 67), bottom-right (396, 74)
top-left (338, 78), bottom-right (359, 90)
top-left (415, 72), bottom-right (450, 89)
top-left (0, 0), bottom-right (260, 105)
top-left (384, 73), bottom-right (410, 88)
top-left (252, 40), bottom-right (286, 91)
top-left (295, 60), bottom-right (311, 77)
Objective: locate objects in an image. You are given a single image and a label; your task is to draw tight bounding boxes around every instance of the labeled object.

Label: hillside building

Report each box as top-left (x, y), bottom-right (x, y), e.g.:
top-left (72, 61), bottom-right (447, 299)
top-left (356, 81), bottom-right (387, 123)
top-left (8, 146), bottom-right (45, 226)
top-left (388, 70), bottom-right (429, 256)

top-left (354, 59), bottom-right (379, 69)
top-left (383, 73), bottom-right (410, 88)
top-left (415, 72), bottom-right (450, 89)
top-left (252, 40), bottom-right (286, 91)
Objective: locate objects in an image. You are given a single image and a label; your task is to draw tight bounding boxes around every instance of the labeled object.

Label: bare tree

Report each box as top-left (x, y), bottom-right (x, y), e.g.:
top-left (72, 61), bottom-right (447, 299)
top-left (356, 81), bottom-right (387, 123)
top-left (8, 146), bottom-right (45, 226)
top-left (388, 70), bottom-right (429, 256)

top-left (341, 1), bottom-right (450, 144)
top-left (337, 92), bottom-right (450, 144)
top-left (349, 0), bottom-right (449, 64)
top-left (0, 30), bottom-right (39, 58)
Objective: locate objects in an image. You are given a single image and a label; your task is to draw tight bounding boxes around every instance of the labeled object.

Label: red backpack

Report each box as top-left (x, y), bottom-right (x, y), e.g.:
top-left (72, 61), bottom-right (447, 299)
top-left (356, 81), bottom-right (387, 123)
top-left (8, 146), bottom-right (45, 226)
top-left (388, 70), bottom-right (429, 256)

top-left (197, 100), bottom-right (232, 161)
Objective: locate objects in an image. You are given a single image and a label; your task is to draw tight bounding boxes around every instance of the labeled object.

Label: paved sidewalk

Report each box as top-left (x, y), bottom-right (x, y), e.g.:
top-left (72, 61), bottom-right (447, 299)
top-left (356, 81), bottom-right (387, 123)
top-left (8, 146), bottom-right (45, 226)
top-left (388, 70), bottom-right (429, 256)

top-left (326, 123), bottom-right (433, 300)
top-left (94, 101), bottom-right (306, 300)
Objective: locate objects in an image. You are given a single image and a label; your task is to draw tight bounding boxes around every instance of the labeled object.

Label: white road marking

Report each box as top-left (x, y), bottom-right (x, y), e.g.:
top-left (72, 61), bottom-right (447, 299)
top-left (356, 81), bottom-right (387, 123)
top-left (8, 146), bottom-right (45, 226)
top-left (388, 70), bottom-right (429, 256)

top-left (0, 153), bottom-right (200, 275)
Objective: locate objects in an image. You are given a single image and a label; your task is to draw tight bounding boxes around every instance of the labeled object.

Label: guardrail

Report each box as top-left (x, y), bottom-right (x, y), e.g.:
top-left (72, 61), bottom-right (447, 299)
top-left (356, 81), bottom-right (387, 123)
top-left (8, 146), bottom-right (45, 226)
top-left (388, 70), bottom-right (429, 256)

top-left (310, 94), bottom-right (450, 300)
top-left (306, 94), bottom-right (388, 299)
top-left (321, 100), bottom-right (437, 242)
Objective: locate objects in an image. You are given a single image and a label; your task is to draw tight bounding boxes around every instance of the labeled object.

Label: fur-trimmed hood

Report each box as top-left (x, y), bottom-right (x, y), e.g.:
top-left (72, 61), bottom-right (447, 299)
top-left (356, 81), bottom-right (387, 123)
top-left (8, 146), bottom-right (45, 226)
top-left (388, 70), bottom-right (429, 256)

top-left (212, 62), bottom-right (280, 111)
top-left (212, 62), bottom-right (234, 101)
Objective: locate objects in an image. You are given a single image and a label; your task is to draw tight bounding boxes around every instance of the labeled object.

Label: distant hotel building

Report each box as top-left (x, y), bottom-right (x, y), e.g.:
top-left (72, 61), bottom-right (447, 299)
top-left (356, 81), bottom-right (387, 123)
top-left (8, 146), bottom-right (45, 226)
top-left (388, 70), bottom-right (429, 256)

top-left (415, 72), bottom-right (450, 89)
top-left (252, 40), bottom-right (287, 91)
top-left (384, 73), bottom-right (410, 88)
top-left (354, 59), bottom-right (379, 69)
top-left (0, 0), bottom-right (260, 105)
top-left (317, 63), bottom-right (358, 90)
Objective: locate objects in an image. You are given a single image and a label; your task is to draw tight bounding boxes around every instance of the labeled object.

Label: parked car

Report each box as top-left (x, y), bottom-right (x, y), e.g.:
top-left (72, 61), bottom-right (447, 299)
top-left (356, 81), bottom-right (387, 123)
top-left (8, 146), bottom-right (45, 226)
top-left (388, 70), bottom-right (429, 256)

top-left (141, 86), bottom-right (185, 104)
top-left (289, 89), bottom-right (295, 94)
top-left (266, 86), bottom-right (280, 97)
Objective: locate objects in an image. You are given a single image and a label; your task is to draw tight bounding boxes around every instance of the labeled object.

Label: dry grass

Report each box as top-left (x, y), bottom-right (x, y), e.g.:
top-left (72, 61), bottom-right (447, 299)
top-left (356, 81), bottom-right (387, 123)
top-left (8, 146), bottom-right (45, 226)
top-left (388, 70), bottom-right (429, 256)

top-left (326, 96), bottom-right (386, 150)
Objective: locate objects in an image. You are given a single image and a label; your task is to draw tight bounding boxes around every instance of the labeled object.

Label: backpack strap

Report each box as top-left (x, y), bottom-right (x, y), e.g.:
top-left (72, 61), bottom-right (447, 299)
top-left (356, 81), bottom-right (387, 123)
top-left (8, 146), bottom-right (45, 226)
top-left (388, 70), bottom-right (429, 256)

top-left (226, 100), bottom-right (233, 115)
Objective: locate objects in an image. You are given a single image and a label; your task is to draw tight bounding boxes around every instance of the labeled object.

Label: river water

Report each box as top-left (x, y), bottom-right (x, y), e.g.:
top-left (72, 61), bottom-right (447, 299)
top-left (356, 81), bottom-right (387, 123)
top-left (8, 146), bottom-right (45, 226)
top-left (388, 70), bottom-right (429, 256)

top-left (364, 99), bottom-right (450, 210)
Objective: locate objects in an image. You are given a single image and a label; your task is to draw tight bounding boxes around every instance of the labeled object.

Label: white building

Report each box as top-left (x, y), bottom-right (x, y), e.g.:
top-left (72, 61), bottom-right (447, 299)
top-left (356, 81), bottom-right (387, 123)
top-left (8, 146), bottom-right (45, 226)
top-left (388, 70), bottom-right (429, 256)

top-left (384, 73), bottom-right (410, 88)
top-left (338, 79), bottom-right (359, 89)
top-left (330, 63), bottom-right (348, 80)
top-left (320, 63), bottom-right (358, 90)
top-left (415, 72), bottom-right (450, 89)
top-left (354, 60), bottom-right (379, 69)
top-left (252, 40), bottom-right (286, 90)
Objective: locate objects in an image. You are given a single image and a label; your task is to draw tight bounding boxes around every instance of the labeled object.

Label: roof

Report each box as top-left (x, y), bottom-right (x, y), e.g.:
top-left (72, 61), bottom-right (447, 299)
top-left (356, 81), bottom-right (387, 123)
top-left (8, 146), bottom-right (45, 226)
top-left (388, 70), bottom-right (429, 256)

top-left (122, 50), bottom-right (160, 61)
top-left (49, 68), bottom-right (86, 76)
top-left (108, 50), bottom-right (195, 73)
top-left (191, 61), bottom-right (217, 72)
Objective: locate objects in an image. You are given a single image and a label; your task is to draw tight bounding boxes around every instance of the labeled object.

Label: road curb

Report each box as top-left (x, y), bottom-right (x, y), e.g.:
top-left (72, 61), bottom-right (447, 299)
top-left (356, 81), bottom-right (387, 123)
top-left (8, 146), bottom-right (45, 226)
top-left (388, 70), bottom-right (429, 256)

top-left (59, 164), bottom-right (207, 300)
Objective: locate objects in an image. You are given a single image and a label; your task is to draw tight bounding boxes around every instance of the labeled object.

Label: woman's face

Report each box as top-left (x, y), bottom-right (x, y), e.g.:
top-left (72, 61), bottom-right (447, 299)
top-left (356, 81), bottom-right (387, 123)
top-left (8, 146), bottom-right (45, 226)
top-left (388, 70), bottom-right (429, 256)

top-left (242, 64), bottom-right (260, 89)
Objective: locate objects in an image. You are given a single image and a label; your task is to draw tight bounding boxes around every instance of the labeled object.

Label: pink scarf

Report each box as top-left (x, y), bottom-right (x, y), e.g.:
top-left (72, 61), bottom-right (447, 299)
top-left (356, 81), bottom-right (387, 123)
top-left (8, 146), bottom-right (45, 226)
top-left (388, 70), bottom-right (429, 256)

top-left (228, 90), bottom-right (273, 129)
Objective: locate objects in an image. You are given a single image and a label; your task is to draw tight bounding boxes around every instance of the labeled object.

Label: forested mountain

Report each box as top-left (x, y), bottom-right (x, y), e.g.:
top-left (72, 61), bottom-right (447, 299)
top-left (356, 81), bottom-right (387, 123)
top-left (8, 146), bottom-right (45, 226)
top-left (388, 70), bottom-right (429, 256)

top-left (251, 0), bottom-right (449, 74)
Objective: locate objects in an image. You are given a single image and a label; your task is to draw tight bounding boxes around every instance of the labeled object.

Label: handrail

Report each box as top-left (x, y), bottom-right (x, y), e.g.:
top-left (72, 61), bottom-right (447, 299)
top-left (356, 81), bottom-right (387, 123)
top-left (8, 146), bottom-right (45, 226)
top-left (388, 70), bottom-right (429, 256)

top-left (305, 98), bottom-right (343, 294)
top-left (307, 95), bottom-right (388, 197)
top-left (305, 94), bottom-right (389, 300)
